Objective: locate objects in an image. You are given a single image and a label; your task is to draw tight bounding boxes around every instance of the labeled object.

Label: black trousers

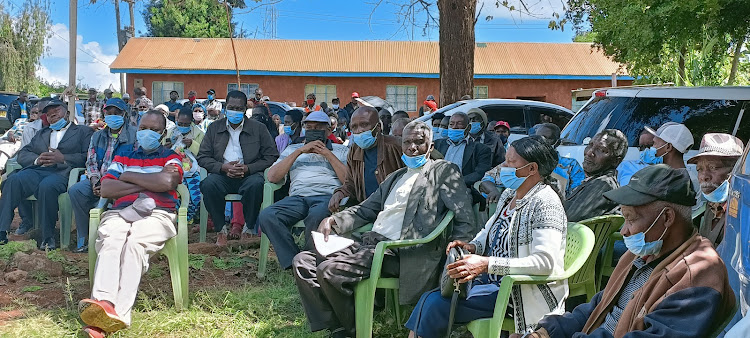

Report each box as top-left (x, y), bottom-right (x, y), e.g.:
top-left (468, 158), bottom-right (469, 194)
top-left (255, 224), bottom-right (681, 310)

top-left (199, 172), bottom-right (264, 231)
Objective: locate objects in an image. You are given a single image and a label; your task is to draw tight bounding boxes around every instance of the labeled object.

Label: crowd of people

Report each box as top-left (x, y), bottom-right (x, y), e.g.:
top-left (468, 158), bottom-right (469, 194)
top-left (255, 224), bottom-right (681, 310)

top-left (0, 87), bottom-right (744, 338)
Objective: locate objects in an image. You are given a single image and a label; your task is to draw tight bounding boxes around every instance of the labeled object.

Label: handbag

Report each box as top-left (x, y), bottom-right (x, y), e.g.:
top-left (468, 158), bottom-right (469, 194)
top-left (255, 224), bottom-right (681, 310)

top-left (440, 247), bottom-right (472, 337)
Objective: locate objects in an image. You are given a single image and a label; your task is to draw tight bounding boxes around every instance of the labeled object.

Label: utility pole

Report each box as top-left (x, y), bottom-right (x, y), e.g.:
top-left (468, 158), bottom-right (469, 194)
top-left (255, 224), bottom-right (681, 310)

top-left (114, 0), bottom-right (125, 94)
top-left (123, 0), bottom-right (136, 95)
top-left (68, 0), bottom-right (77, 115)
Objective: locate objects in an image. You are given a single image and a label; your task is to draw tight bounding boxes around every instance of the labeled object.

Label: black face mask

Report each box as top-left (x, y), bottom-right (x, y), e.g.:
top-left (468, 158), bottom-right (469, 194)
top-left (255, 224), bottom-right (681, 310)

top-left (305, 129), bottom-right (327, 143)
top-left (499, 135), bottom-right (508, 145)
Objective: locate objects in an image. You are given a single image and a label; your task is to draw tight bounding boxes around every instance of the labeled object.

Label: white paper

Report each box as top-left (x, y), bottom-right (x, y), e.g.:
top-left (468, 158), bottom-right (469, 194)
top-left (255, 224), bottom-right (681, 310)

top-left (311, 231), bottom-right (354, 256)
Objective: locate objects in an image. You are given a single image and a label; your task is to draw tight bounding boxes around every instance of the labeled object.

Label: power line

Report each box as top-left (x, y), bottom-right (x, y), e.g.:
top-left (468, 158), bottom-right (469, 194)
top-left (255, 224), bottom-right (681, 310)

top-left (50, 29), bottom-right (111, 66)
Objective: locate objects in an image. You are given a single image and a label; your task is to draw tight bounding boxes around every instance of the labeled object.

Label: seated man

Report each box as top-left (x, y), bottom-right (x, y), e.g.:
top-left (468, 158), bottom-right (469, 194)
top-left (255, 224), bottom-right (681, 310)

top-left (328, 107), bottom-right (404, 213)
top-left (293, 120), bottom-right (476, 337)
top-left (69, 98), bottom-right (137, 253)
top-left (493, 120), bottom-right (510, 148)
top-left (0, 102), bottom-right (40, 171)
top-left (564, 129), bottom-right (628, 222)
top-left (378, 109), bottom-right (392, 135)
top-left (616, 127), bottom-right (657, 186)
top-left (0, 99), bottom-right (93, 249)
top-left (687, 133), bottom-right (744, 247)
top-left (77, 110), bottom-right (184, 337)
top-left (534, 123), bottom-right (584, 197)
top-left (260, 110), bottom-right (349, 270)
top-left (430, 112), bottom-right (445, 141)
top-left (516, 165), bottom-right (735, 338)
top-left (434, 112), bottom-right (492, 197)
top-left (467, 108), bottom-right (506, 167)
top-left (198, 90), bottom-right (279, 245)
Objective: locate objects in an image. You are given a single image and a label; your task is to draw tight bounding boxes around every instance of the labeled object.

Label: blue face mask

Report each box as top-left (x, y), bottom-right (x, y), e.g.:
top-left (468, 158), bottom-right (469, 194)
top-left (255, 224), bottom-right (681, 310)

top-left (332, 104), bottom-right (339, 109)
top-left (104, 115), bottom-right (124, 130)
top-left (207, 94), bottom-right (214, 100)
top-left (447, 128), bottom-right (466, 142)
top-left (469, 122), bottom-right (483, 135)
top-left (401, 153), bottom-right (428, 169)
top-left (49, 117), bottom-right (68, 131)
top-left (137, 129), bottom-right (163, 151)
top-left (350, 125), bottom-right (379, 149)
top-left (499, 163), bottom-right (531, 190)
top-left (640, 144), bottom-right (667, 165)
top-left (176, 125), bottom-right (191, 135)
top-left (623, 207), bottom-right (668, 257)
top-left (283, 126), bottom-right (293, 135)
top-left (440, 128), bottom-right (448, 138)
top-left (226, 109), bottom-right (244, 124)
top-left (138, 110), bottom-right (147, 117)
top-left (703, 179), bottom-right (730, 203)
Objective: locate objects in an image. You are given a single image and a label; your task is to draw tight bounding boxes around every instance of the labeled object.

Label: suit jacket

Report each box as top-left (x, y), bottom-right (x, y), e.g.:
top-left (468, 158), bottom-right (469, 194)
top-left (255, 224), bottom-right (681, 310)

top-left (434, 138), bottom-right (492, 186)
top-left (197, 117), bottom-right (279, 176)
top-left (331, 159), bottom-right (476, 304)
top-left (17, 123), bottom-right (94, 177)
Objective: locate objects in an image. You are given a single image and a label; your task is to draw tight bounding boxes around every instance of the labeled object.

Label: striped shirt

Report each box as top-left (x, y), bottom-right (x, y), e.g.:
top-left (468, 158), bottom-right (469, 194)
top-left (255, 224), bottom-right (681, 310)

top-left (602, 257), bottom-right (654, 334)
top-left (102, 144), bottom-right (184, 211)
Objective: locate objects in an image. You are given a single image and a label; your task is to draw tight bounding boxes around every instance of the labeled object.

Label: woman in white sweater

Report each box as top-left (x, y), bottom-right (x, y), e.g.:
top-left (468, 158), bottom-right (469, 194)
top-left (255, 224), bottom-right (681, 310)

top-left (405, 136), bottom-right (568, 337)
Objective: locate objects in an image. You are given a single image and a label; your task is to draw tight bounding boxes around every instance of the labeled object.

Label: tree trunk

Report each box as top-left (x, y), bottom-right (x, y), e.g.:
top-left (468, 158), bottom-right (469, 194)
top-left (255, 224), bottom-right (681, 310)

top-left (728, 35), bottom-right (745, 85)
top-left (438, 0), bottom-right (476, 106)
top-left (677, 46), bottom-right (686, 86)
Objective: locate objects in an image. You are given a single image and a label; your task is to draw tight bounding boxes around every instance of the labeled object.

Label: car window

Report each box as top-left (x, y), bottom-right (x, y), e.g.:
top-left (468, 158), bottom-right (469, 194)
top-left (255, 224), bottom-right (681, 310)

top-left (525, 106), bottom-right (572, 132)
top-left (480, 105), bottom-right (526, 133)
top-left (268, 105), bottom-right (286, 121)
top-left (433, 102), bottom-right (465, 114)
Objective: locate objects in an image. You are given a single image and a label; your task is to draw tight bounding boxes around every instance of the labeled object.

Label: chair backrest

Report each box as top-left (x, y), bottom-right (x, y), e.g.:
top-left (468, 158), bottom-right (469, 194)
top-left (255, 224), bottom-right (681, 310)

top-left (568, 215), bottom-right (625, 285)
top-left (561, 223), bottom-right (596, 279)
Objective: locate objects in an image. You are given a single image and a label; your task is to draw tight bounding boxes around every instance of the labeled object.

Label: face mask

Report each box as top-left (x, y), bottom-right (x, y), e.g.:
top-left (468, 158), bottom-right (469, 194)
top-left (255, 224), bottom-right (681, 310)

top-left (283, 126), bottom-right (293, 135)
top-left (49, 117), bottom-right (68, 131)
top-left (447, 128), bottom-right (466, 142)
top-left (332, 104), bottom-right (339, 109)
top-left (623, 207), bottom-right (668, 257)
top-left (306, 99), bottom-right (315, 106)
top-left (499, 135), bottom-right (508, 145)
top-left (193, 111), bottom-right (204, 122)
top-left (640, 144), bottom-right (667, 165)
top-left (305, 129), bottom-right (327, 143)
top-left (401, 153), bottom-right (428, 169)
top-left (104, 115), bottom-right (124, 130)
top-left (704, 179), bottom-right (730, 203)
top-left (188, 95), bottom-right (196, 101)
top-left (469, 122), bottom-right (483, 135)
top-left (176, 125), bottom-right (191, 135)
top-left (137, 129), bottom-right (163, 151)
top-left (440, 128), bottom-right (448, 138)
top-left (226, 109), bottom-right (244, 124)
top-left (499, 163), bottom-right (532, 190)
top-left (351, 125), bottom-right (379, 149)
top-left (207, 94), bottom-right (214, 100)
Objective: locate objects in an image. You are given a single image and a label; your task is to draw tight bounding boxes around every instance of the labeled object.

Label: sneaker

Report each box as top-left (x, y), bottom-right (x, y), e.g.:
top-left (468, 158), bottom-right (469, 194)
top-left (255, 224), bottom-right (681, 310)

top-left (14, 223), bottom-right (33, 235)
top-left (79, 299), bottom-right (126, 333)
top-left (216, 225), bottom-right (228, 246)
top-left (82, 325), bottom-right (106, 338)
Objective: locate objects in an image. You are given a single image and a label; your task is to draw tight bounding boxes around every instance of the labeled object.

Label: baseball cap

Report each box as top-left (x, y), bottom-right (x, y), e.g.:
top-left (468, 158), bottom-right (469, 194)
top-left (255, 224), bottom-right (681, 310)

top-left (687, 133), bottom-right (744, 164)
top-left (426, 95), bottom-right (435, 101)
top-left (207, 89), bottom-right (216, 95)
top-left (351, 92), bottom-right (360, 98)
top-left (42, 99), bottom-right (66, 114)
top-left (105, 98), bottom-right (128, 112)
top-left (604, 164), bottom-right (696, 206)
top-left (494, 121), bottom-right (510, 130)
top-left (303, 110), bottom-right (331, 125)
top-left (645, 123), bottom-right (694, 153)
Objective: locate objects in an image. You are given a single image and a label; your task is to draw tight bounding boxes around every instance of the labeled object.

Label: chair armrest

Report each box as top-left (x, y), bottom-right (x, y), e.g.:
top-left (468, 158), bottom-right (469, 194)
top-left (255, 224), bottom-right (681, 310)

top-left (263, 167), bottom-right (286, 187)
top-left (68, 168), bottom-right (86, 188)
top-left (262, 168), bottom-right (286, 209)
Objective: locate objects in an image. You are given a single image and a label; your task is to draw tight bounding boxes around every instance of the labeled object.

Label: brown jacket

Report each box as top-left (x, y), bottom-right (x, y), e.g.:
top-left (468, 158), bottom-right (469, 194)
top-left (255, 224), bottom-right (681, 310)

top-left (334, 133), bottom-right (404, 204)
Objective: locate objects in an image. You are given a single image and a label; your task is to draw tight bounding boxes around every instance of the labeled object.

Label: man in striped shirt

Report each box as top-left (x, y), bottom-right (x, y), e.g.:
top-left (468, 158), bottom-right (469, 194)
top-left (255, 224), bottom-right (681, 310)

top-left (78, 110), bottom-right (183, 337)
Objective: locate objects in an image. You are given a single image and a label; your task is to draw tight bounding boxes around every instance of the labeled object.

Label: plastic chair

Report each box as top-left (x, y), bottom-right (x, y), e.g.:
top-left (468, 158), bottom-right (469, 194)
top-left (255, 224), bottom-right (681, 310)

top-left (5, 162), bottom-right (84, 250)
top-left (465, 222), bottom-right (595, 338)
top-left (353, 211), bottom-right (456, 338)
top-left (568, 215), bottom-right (624, 301)
top-left (87, 184), bottom-right (190, 310)
top-left (197, 168), bottom-right (242, 243)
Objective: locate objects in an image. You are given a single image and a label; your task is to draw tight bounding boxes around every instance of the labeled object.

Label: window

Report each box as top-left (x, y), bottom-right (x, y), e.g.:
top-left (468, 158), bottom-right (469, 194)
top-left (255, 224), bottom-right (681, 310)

top-left (228, 83), bottom-right (259, 98)
top-left (304, 84), bottom-right (336, 105)
top-left (474, 86), bottom-right (489, 99)
top-left (152, 81), bottom-right (184, 105)
top-left (386, 85), bottom-right (417, 111)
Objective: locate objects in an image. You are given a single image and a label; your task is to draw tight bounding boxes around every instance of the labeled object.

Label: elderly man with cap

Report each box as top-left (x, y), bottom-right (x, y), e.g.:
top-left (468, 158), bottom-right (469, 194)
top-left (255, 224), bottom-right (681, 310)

top-left (0, 99), bottom-right (93, 249)
top-left (467, 107), bottom-right (506, 167)
top-left (260, 110), bottom-right (350, 270)
top-left (344, 92), bottom-right (360, 116)
top-left (688, 133), bottom-right (744, 247)
top-left (68, 98), bottom-right (137, 253)
top-left (83, 88), bottom-right (103, 127)
top-left (101, 89), bottom-right (113, 106)
top-left (513, 165), bottom-right (735, 338)
top-left (203, 88), bottom-right (218, 107)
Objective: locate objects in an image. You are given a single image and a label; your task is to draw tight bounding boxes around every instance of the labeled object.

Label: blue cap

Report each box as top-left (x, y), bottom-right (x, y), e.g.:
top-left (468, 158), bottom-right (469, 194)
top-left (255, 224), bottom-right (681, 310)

top-left (105, 98), bottom-right (128, 112)
top-left (303, 110), bottom-right (331, 125)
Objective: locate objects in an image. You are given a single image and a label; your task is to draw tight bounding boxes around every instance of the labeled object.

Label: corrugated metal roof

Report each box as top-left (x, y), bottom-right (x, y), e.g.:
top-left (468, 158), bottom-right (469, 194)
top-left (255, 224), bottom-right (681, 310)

top-left (110, 38), bottom-right (627, 76)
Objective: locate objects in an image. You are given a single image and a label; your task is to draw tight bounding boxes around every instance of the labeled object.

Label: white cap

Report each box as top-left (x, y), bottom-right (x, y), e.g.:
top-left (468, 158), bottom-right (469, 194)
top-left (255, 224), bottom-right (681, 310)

top-left (646, 123), bottom-right (694, 153)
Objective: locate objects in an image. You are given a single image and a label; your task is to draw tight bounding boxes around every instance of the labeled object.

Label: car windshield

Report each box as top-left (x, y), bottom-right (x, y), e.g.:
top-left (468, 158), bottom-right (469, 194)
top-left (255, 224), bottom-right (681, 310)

top-left (561, 96), bottom-right (750, 149)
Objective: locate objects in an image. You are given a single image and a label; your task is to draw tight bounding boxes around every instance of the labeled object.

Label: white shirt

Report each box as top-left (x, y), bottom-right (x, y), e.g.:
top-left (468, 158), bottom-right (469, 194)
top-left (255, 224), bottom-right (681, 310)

top-left (371, 166), bottom-right (423, 240)
top-left (50, 121), bottom-right (71, 149)
top-left (222, 119), bottom-right (244, 164)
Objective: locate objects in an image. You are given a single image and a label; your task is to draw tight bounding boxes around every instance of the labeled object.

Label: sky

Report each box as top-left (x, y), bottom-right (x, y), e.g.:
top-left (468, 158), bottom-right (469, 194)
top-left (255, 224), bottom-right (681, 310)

top-left (29, 0), bottom-right (574, 92)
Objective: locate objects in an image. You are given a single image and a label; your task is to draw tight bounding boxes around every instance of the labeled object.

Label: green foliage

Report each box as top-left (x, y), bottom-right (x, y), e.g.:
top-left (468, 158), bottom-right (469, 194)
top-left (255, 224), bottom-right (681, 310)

top-left (30, 270), bottom-right (54, 284)
top-left (0, 0), bottom-right (50, 92)
top-left (0, 240), bottom-right (36, 261)
top-left (143, 0), bottom-right (246, 38)
top-left (572, 31), bottom-right (597, 43)
top-left (212, 255), bottom-right (255, 270)
top-left (22, 285), bottom-right (42, 292)
top-left (188, 253), bottom-right (207, 270)
top-left (146, 265), bottom-right (165, 279)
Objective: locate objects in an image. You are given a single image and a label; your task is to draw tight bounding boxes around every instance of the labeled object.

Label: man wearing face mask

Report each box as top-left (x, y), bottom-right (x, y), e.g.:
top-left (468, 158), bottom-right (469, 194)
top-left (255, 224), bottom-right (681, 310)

top-left (200, 101), bottom-right (223, 132)
top-left (293, 120), bottom-right (475, 338)
top-left (327, 107), bottom-right (404, 214)
top-left (616, 127), bottom-right (658, 186)
top-left (430, 112), bottom-right (446, 141)
top-left (250, 88), bottom-right (263, 106)
top-left (276, 109), bottom-right (304, 153)
top-left (203, 89), bottom-right (217, 107)
top-left (434, 112), bottom-right (492, 191)
top-left (69, 98), bottom-right (136, 253)
top-left (303, 93), bottom-right (321, 113)
top-left (164, 90), bottom-right (181, 121)
top-left (330, 97), bottom-right (349, 125)
top-left (261, 110), bottom-right (350, 270)
top-left (0, 99), bottom-right (93, 249)
top-left (467, 108), bottom-right (506, 167)
top-left (182, 90), bottom-right (198, 110)
top-left (516, 164), bottom-right (735, 338)
top-left (687, 133), bottom-right (744, 247)
top-left (198, 91), bottom-right (279, 245)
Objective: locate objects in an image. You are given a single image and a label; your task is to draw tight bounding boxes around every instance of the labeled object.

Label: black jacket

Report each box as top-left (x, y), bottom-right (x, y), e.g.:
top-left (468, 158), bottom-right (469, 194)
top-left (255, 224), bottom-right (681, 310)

top-left (434, 138), bottom-right (492, 186)
top-left (470, 130), bottom-right (506, 167)
top-left (197, 117), bottom-right (279, 176)
top-left (17, 123), bottom-right (94, 177)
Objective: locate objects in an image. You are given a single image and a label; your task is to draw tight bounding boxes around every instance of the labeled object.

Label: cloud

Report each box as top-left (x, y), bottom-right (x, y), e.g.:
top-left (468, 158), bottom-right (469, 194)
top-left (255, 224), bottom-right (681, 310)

top-left (477, 0), bottom-right (566, 21)
top-left (39, 23), bottom-right (120, 91)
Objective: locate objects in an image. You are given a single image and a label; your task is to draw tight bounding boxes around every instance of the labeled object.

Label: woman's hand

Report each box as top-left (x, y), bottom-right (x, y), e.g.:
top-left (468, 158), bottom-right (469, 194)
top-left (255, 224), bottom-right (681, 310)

top-left (447, 254), bottom-right (488, 283)
top-left (446, 240), bottom-right (476, 255)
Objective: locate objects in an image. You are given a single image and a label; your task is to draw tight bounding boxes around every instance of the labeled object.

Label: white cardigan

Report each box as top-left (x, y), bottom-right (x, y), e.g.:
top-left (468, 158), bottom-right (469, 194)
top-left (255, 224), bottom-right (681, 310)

top-left (470, 182), bottom-right (568, 333)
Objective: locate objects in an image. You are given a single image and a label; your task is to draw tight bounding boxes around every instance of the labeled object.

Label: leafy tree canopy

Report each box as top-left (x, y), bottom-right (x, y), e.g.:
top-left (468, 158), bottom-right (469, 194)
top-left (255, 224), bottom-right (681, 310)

top-left (143, 0), bottom-right (247, 38)
top-left (0, 0), bottom-right (50, 92)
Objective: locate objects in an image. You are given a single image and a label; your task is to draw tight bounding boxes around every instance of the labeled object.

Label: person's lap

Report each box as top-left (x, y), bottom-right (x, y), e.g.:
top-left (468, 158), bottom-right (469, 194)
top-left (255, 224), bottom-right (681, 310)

top-left (406, 283), bottom-right (499, 337)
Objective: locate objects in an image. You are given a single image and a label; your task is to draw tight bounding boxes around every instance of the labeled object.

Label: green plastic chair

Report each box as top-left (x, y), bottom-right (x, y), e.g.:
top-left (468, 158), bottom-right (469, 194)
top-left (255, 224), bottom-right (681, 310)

top-left (197, 167), bottom-right (242, 243)
top-left (569, 215), bottom-right (624, 301)
top-left (353, 211), bottom-right (456, 338)
top-left (87, 184), bottom-right (190, 310)
top-left (5, 161), bottom-right (84, 250)
top-left (465, 222), bottom-right (595, 338)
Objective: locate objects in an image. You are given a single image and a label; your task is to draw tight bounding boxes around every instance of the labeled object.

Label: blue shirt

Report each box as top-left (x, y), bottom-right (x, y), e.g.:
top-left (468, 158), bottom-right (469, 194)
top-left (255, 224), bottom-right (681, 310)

top-left (444, 139), bottom-right (467, 171)
top-left (554, 154), bottom-right (585, 196)
top-left (616, 160), bottom-right (650, 187)
top-left (363, 146), bottom-right (379, 197)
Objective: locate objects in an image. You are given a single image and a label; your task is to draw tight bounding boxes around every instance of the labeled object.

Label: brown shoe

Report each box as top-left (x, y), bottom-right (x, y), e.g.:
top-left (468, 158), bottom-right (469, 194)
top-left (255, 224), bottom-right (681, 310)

top-left (228, 223), bottom-right (242, 240)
